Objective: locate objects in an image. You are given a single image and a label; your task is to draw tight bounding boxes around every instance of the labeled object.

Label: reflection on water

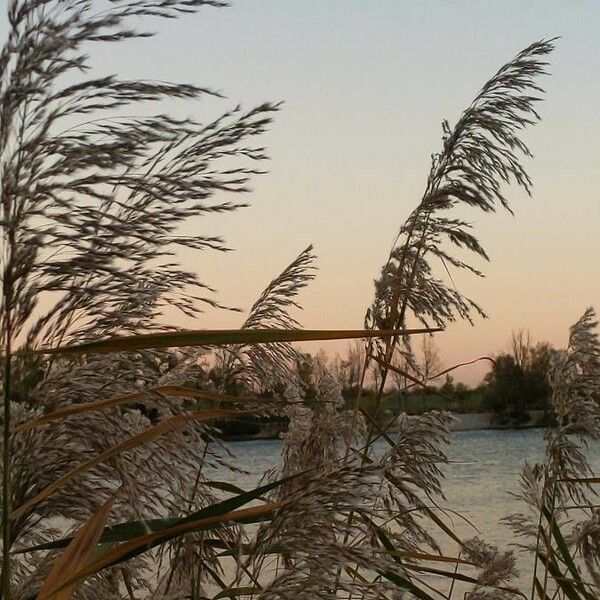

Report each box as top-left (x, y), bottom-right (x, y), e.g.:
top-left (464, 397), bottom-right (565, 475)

top-left (207, 428), bottom-right (600, 589)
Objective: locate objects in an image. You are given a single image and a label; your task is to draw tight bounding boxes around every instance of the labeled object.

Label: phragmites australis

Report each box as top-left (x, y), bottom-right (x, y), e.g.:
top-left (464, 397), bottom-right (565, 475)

top-left (257, 39), bottom-right (559, 600)
top-left (505, 307), bottom-right (600, 594)
top-left (0, 0), bottom-right (277, 596)
top-left (215, 245), bottom-right (317, 396)
top-left (460, 537), bottom-right (520, 600)
top-left (0, 4), bottom-right (579, 597)
top-left (367, 39), bottom-right (556, 378)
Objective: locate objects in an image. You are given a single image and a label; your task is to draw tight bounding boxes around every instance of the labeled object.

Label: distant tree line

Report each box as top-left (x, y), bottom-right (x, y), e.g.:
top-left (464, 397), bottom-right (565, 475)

top-left (324, 332), bottom-right (557, 425)
top-left (195, 330), bottom-right (559, 436)
top-left (6, 330), bottom-right (558, 439)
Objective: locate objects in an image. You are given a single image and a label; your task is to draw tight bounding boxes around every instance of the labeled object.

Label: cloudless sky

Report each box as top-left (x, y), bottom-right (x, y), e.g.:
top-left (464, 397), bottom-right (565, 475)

top-left (4, 1), bottom-right (600, 384)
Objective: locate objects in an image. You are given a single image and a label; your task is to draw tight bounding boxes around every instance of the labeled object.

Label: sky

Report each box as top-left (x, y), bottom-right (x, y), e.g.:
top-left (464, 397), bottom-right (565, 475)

top-left (4, 1), bottom-right (600, 384)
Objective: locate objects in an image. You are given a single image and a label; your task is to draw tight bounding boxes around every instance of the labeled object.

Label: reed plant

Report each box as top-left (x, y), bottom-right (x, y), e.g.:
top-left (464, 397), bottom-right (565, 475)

top-left (1, 2), bottom-right (598, 600)
top-left (0, 0), bottom-right (279, 596)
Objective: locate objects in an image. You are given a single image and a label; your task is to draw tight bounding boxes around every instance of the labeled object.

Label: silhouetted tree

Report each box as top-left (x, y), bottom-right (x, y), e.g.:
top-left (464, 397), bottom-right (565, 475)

top-left (485, 355), bottom-right (528, 421)
top-left (485, 339), bottom-right (555, 421)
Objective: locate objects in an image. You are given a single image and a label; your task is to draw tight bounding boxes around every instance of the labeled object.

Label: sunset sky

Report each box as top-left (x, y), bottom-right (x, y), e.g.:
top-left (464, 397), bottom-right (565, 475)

top-left (6, 1), bottom-right (599, 384)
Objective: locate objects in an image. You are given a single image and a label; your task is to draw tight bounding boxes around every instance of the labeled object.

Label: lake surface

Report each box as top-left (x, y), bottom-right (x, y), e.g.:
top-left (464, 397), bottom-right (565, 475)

top-left (208, 428), bottom-right (600, 590)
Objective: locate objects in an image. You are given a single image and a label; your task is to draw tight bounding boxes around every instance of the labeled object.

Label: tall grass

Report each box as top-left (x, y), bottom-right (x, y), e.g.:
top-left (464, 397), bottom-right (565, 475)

top-left (1, 2), bottom-right (598, 599)
top-left (0, 0), bottom-right (278, 595)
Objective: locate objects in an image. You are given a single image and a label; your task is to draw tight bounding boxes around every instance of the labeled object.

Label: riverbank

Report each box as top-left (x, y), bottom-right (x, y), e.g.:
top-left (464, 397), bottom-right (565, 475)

top-left (435, 410), bottom-right (547, 432)
top-left (221, 410), bottom-right (549, 441)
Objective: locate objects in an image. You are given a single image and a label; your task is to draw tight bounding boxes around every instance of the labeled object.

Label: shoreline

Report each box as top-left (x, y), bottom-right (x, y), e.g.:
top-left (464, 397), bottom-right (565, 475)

top-left (222, 410), bottom-right (549, 441)
top-left (440, 409), bottom-right (547, 432)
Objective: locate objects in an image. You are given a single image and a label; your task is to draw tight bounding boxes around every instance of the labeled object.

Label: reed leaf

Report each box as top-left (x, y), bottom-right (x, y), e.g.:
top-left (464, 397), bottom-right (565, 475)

top-left (14, 471), bottom-right (302, 555)
top-left (45, 503), bottom-right (280, 597)
top-left (34, 327), bottom-right (440, 355)
top-left (37, 494), bottom-right (116, 600)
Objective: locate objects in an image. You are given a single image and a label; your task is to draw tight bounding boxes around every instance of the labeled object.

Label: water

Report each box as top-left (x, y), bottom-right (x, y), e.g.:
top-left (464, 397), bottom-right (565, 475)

top-left (208, 428), bottom-right (600, 591)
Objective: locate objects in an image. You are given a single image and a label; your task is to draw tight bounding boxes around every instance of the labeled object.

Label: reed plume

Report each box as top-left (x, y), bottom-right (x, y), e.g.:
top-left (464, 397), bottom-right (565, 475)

top-left (327, 38), bottom-right (556, 600)
top-left (367, 39), bottom-right (556, 382)
top-left (215, 245), bottom-right (317, 396)
top-left (503, 308), bottom-right (600, 598)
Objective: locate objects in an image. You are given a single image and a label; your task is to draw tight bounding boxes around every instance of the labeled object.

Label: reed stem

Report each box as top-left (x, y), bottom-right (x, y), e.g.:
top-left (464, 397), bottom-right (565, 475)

top-left (2, 306), bottom-right (12, 600)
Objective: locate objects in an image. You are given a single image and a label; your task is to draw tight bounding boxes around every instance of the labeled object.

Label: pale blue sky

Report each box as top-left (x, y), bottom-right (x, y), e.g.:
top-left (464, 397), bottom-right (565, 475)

top-left (3, 2), bottom-right (599, 383)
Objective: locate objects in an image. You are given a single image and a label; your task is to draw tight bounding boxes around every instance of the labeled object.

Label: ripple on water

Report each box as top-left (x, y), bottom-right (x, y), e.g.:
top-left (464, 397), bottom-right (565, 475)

top-left (206, 428), bottom-right (600, 590)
